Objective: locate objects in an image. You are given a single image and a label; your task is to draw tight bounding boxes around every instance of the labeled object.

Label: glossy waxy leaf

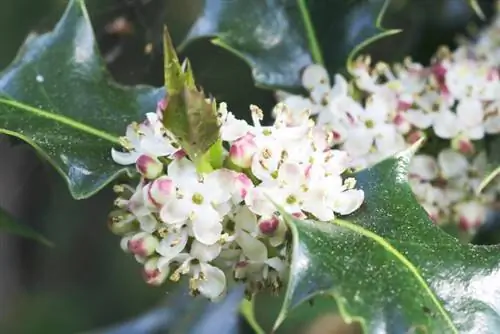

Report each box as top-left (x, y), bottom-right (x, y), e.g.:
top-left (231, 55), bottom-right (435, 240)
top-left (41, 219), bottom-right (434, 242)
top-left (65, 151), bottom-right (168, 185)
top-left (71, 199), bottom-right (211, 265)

top-left (275, 146), bottom-right (500, 333)
top-left (181, 0), bottom-right (398, 90)
top-left (0, 0), bottom-right (163, 199)
top-left (162, 29), bottom-right (220, 163)
top-left (0, 207), bottom-right (52, 246)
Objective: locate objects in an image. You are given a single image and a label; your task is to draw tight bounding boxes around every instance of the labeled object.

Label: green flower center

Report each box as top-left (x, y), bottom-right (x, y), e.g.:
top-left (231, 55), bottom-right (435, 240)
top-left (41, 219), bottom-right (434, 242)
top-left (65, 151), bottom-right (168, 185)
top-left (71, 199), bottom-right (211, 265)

top-left (286, 195), bottom-right (297, 205)
top-left (192, 193), bottom-right (204, 205)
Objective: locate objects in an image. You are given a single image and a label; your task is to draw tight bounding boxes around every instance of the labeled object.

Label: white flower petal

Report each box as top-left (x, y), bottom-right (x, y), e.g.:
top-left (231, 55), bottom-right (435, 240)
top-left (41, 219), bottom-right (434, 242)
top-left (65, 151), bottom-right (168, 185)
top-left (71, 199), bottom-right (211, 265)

top-left (111, 149), bottom-right (139, 165)
top-left (302, 64), bottom-right (330, 90)
top-left (234, 206), bottom-right (258, 233)
top-left (236, 231), bottom-right (268, 262)
top-left (433, 110), bottom-right (459, 139)
top-left (405, 109), bottom-right (434, 129)
top-left (197, 263), bottom-right (226, 301)
top-left (191, 205), bottom-right (222, 245)
top-left (190, 240), bottom-right (221, 262)
top-left (438, 149), bottom-right (469, 179)
top-left (156, 229), bottom-right (188, 267)
top-left (160, 198), bottom-right (191, 225)
top-left (332, 189), bottom-right (365, 215)
top-left (409, 155), bottom-right (438, 180)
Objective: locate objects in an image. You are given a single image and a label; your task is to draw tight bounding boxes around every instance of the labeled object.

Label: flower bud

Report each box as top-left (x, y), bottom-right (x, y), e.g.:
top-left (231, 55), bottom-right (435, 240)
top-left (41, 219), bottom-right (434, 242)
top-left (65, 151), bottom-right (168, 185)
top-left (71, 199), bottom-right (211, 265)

top-left (108, 210), bottom-right (136, 235)
top-left (234, 172), bottom-right (253, 201)
top-left (393, 112), bottom-right (411, 134)
top-left (136, 154), bottom-right (163, 179)
top-left (128, 232), bottom-right (159, 257)
top-left (451, 136), bottom-right (475, 155)
top-left (406, 130), bottom-right (425, 144)
top-left (145, 176), bottom-right (175, 207)
top-left (143, 257), bottom-right (168, 286)
top-left (229, 133), bottom-right (257, 168)
top-left (120, 235), bottom-right (133, 253)
top-left (456, 201), bottom-right (486, 232)
top-left (258, 216), bottom-right (280, 235)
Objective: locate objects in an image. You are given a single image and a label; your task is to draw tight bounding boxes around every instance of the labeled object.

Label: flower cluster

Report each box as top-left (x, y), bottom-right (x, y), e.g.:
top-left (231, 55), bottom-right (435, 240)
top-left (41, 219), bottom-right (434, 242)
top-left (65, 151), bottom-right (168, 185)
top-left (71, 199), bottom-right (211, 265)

top-left (109, 100), bottom-right (364, 300)
top-left (277, 10), bottom-right (500, 233)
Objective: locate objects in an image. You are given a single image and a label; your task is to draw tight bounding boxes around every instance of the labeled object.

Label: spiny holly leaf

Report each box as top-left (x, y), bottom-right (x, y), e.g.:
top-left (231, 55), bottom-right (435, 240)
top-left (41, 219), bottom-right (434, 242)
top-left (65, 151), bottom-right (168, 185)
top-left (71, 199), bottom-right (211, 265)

top-left (180, 0), bottom-right (399, 90)
top-left (0, 0), bottom-right (163, 199)
top-left (274, 146), bottom-right (500, 333)
top-left (162, 29), bottom-right (220, 163)
top-left (0, 207), bottom-right (52, 246)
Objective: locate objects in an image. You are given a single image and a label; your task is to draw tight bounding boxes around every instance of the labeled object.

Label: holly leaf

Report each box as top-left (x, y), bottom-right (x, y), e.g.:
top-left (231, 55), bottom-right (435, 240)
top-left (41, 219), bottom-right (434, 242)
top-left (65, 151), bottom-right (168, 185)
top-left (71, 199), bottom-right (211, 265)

top-left (0, 0), bottom-right (163, 199)
top-left (0, 207), bottom-right (52, 246)
top-left (274, 146), bottom-right (500, 333)
top-left (181, 0), bottom-right (399, 90)
top-left (162, 28), bottom-right (220, 163)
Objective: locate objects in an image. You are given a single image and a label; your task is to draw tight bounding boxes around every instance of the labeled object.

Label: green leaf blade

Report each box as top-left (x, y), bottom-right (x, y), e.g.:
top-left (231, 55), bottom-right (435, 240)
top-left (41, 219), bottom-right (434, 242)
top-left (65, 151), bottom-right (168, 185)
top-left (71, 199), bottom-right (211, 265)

top-left (182, 0), bottom-right (398, 90)
top-left (276, 147), bottom-right (500, 333)
top-left (0, 0), bottom-right (163, 199)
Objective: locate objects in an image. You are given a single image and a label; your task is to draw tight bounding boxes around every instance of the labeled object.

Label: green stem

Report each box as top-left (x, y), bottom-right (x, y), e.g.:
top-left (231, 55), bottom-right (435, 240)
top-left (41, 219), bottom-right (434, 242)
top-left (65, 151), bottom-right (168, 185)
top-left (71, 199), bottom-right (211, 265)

top-left (297, 0), bottom-right (324, 65)
top-left (239, 298), bottom-right (265, 334)
top-left (476, 165), bottom-right (500, 195)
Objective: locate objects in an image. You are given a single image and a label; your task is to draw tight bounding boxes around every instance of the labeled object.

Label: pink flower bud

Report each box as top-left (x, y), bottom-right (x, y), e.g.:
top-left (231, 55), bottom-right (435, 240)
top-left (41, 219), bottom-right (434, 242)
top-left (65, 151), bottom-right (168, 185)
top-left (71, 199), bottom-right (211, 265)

top-left (407, 130), bottom-right (425, 144)
top-left (173, 149), bottom-right (186, 160)
top-left (136, 155), bottom-right (163, 179)
top-left (128, 232), bottom-right (159, 257)
top-left (146, 176), bottom-right (175, 207)
top-left (143, 257), bottom-right (168, 286)
top-left (229, 133), bottom-right (257, 168)
top-left (451, 136), bottom-right (475, 155)
top-left (258, 216), bottom-right (280, 235)
top-left (156, 98), bottom-right (167, 120)
top-left (393, 112), bottom-right (411, 133)
top-left (456, 201), bottom-right (486, 232)
top-left (234, 172), bottom-right (253, 201)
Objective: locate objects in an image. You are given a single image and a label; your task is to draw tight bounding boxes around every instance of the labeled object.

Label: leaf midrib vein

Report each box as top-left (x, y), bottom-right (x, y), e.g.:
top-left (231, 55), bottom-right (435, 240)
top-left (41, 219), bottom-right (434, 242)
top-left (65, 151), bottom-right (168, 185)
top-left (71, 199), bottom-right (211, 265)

top-left (0, 97), bottom-right (120, 144)
top-left (334, 218), bottom-right (459, 333)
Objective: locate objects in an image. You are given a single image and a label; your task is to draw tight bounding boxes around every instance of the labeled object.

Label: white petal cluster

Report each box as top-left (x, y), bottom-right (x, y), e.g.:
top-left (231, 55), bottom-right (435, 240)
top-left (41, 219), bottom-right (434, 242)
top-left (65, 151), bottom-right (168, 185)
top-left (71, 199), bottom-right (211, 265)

top-left (277, 8), bottom-right (500, 233)
top-left (109, 100), bottom-right (364, 300)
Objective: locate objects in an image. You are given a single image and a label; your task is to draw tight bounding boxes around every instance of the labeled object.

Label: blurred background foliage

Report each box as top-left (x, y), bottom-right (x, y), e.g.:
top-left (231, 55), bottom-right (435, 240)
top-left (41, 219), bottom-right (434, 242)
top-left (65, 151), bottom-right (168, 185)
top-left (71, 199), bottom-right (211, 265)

top-left (0, 0), bottom-right (496, 333)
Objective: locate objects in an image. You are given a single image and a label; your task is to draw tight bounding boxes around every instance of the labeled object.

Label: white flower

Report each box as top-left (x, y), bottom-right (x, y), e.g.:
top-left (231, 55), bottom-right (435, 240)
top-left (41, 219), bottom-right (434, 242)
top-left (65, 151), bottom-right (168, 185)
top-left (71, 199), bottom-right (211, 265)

top-left (160, 159), bottom-right (231, 245)
top-left (433, 99), bottom-right (484, 140)
top-left (111, 97), bottom-right (366, 301)
top-left (111, 113), bottom-right (178, 165)
top-left (437, 149), bottom-right (469, 180)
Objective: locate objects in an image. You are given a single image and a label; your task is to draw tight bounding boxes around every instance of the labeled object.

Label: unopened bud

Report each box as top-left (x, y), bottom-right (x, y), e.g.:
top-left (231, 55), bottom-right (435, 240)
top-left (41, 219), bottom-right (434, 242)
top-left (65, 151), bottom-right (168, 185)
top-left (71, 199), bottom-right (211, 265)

top-left (136, 155), bottom-right (163, 179)
top-left (108, 210), bottom-right (136, 235)
top-left (143, 257), bottom-right (168, 286)
top-left (407, 130), bottom-right (425, 144)
top-left (145, 176), bottom-right (175, 207)
top-left (234, 172), bottom-right (253, 201)
top-left (120, 235), bottom-right (133, 253)
top-left (128, 232), bottom-right (159, 257)
top-left (451, 136), bottom-right (475, 155)
top-left (229, 133), bottom-right (257, 168)
top-left (258, 216), bottom-right (280, 235)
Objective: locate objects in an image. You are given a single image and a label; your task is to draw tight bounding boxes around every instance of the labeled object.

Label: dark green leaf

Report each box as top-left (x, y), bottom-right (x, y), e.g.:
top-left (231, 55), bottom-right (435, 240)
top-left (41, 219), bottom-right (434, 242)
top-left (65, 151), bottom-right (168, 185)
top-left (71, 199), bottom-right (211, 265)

top-left (0, 206), bottom-right (52, 246)
top-left (0, 0), bottom-right (163, 199)
top-left (181, 0), bottom-right (398, 90)
top-left (275, 146), bottom-right (500, 333)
